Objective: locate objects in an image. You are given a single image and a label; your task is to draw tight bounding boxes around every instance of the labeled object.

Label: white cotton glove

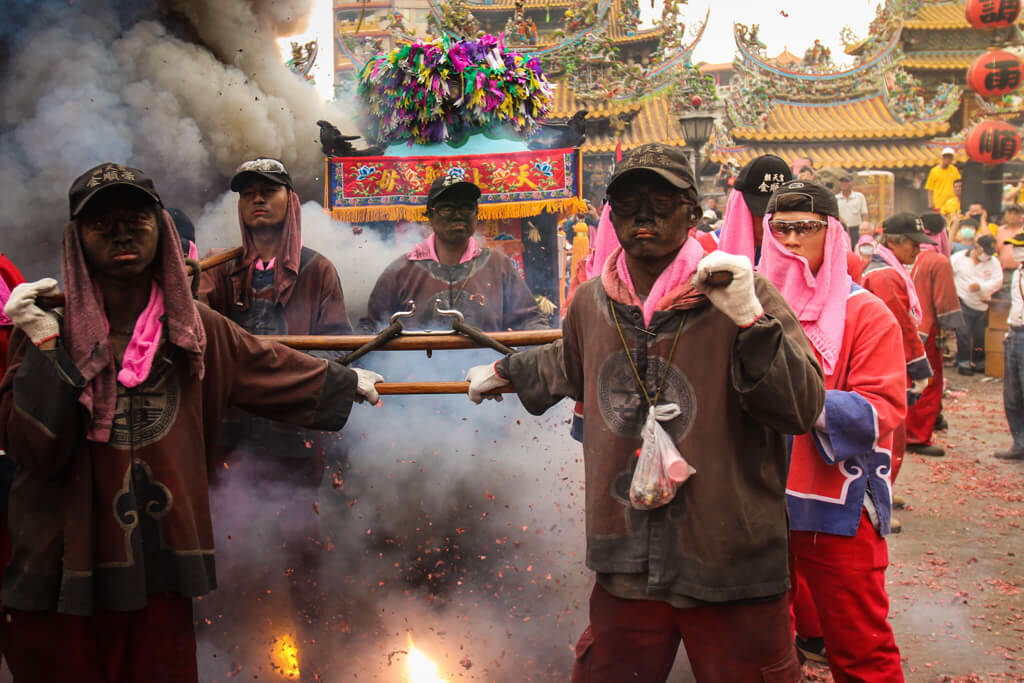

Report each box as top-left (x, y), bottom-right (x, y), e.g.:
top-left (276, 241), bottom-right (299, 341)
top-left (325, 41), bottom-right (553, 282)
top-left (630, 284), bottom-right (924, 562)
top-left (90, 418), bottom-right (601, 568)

top-left (353, 368), bottom-right (384, 404)
top-left (465, 362), bottom-right (510, 404)
top-left (693, 252), bottom-right (764, 328)
top-left (910, 377), bottom-right (929, 395)
top-left (4, 278), bottom-right (61, 345)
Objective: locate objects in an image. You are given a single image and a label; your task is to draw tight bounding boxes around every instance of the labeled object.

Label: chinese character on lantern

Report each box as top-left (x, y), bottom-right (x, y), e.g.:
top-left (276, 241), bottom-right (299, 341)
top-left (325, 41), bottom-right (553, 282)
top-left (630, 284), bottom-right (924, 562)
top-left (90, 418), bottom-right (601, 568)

top-left (967, 50), bottom-right (1024, 97)
top-left (965, 0), bottom-right (1022, 29)
top-left (966, 119), bottom-right (1022, 164)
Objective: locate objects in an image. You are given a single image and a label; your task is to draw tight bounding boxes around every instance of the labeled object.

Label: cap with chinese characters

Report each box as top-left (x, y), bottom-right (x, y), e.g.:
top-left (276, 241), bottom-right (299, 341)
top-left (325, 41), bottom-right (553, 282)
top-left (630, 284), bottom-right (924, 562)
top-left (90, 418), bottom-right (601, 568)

top-left (605, 143), bottom-right (698, 202)
top-left (426, 168), bottom-right (481, 207)
top-left (68, 163), bottom-right (163, 219)
top-left (765, 179), bottom-right (840, 220)
top-left (733, 155), bottom-right (792, 217)
top-left (230, 157), bottom-right (293, 192)
top-left (882, 212), bottom-right (937, 245)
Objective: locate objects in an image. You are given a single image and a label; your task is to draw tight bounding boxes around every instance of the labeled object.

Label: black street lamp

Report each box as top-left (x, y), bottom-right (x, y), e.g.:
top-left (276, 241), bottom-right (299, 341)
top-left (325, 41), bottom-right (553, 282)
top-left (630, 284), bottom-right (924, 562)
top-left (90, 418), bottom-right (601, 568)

top-left (677, 111), bottom-right (716, 181)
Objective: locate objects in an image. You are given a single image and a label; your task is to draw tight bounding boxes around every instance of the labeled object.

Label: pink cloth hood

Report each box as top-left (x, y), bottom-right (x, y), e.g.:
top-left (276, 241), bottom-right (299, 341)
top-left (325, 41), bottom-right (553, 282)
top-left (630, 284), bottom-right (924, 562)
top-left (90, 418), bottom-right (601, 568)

top-left (716, 190), bottom-right (758, 263)
top-left (408, 233), bottom-right (482, 264)
top-left (585, 203), bottom-right (621, 279)
top-left (63, 210), bottom-right (206, 442)
top-left (757, 215), bottom-right (852, 376)
top-left (873, 243), bottom-right (923, 321)
top-left (238, 190), bottom-right (303, 306)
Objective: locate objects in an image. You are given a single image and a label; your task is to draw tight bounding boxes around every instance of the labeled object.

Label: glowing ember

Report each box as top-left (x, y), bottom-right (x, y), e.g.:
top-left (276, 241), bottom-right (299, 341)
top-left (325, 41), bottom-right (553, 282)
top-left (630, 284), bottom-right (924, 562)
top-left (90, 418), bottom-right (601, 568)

top-left (270, 633), bottom-right (300, 680)
top-left (407, 636), bottom-right (447, 683)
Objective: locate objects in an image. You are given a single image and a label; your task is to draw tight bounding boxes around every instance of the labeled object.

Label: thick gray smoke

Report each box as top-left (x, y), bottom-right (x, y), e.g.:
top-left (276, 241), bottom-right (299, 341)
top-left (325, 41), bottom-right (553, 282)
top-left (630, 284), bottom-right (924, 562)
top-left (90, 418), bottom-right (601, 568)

top-left (0, 0), bottom-right (354, 279)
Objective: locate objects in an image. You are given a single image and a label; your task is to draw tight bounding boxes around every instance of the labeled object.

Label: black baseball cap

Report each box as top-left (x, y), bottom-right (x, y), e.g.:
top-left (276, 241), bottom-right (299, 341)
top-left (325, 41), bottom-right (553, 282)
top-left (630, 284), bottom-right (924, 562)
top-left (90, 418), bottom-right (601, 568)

top-left (977, 234), bottom-right (997, 255)
top-left (606, 143), bottom-right (698, 201)
top-left (765, 179), bottom-right (839, 220)
top-left (426, 170), bottom-right (481, 207)
top-left (68, 163), bottom-right (163, 219)
top-left (919, 211), bottom-right (946, 236)
top-left (230, 157), bottom-right (293, 192)
top-left (166, 207), bottom-right (195, 248)
top-left (882, 212), bottom-right (937, 245)
top-left (734, 155), bottom-right (792, 216)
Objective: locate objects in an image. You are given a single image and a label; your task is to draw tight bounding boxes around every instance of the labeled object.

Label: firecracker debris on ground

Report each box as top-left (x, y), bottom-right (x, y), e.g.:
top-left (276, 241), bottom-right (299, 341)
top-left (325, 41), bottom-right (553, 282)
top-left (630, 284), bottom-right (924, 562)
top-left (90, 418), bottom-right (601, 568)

top-left (796, 370), bottom-right (1023, 683)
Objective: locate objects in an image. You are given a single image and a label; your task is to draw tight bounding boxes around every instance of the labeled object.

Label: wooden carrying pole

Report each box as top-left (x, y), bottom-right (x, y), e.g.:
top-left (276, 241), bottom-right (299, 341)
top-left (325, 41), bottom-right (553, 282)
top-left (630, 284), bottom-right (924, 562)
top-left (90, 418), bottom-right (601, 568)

top-left (375, 382), bottom-right (515, 395)
top-left (260, 329), bottom-right (561, 351)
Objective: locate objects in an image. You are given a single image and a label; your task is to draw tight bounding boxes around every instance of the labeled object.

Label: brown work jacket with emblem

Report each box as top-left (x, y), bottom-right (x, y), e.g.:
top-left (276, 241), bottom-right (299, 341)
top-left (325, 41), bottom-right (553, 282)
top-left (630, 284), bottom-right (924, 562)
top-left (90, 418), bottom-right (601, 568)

top-left (364, 248), bottom-right (549, 332)
top-left (498, 265), bottom-right (824, 604)
top-left (0, 304), bottom-right (357, 615)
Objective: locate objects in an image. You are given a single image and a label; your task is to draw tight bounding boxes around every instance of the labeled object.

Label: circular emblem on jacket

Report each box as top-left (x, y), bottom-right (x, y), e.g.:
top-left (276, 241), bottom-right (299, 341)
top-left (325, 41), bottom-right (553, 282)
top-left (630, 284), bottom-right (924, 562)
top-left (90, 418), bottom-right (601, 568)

top-left (109, 364), bottom-right (180, 450)
top-left (596, 351), bottom-right (697, 442)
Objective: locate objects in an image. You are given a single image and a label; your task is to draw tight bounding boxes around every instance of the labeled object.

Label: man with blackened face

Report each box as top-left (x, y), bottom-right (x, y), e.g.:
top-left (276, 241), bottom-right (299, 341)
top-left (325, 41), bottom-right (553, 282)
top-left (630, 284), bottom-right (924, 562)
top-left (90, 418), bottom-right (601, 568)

top-left (0, 163), bottom-right (378, 682)
top-left (466, 144), bottom-right (824, 681)
top-left (365, 170), bottom-right (548, 331)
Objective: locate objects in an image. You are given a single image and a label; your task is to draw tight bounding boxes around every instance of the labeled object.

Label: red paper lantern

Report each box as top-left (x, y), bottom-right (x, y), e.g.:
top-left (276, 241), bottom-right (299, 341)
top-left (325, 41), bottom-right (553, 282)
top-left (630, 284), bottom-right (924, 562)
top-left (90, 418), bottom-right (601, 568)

top-left (967, 50), bottom-right (1024, 97)
top-left (965, 119), bottom-right (1022, 164)
top-left (964, 0), bottom-right (1021, 29)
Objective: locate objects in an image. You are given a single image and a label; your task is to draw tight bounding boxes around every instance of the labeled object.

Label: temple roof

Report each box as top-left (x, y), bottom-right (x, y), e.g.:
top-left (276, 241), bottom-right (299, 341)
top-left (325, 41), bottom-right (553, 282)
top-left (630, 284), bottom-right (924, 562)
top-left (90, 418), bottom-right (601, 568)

top-left (903, 0), bottom-right (971, 30)
top-left (582, 93), bottom-right (689, 153)
top-left (901, 49), bottom-right (984, 70)
top-left (549, 82), bottom-right (644, 119)
top-left (730, 94), bottom-right (951, 142)
top-left (710, 139), bottom-right (970, 169)
top-left (772, 47), bottom-right (801, 66)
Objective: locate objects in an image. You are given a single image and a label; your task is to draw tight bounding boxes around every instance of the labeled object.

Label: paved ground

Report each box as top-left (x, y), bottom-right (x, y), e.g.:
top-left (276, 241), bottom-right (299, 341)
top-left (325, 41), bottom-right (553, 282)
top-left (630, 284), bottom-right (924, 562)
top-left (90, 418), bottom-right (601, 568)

top-left (798, 369), bottom-right (1024, 683)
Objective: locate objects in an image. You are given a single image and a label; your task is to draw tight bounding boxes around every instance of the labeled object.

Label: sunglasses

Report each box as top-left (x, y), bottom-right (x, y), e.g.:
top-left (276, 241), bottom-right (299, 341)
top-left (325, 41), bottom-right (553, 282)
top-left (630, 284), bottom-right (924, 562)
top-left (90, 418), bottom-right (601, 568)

top-left (768, 219), bottom-right (828, 237)
top-left (608, 191), bottom-right (694, 218)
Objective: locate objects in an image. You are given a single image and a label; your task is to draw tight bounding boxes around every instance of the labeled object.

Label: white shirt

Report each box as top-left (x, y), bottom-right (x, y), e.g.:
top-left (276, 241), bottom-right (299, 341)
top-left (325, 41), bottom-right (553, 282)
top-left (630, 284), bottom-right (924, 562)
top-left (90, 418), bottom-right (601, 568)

top-left (1010, 267), bottom-right (1024, 327)
top-left (835, 191), bottom-right (869, 228)
top-left (951, 250), bottom-right (1004, 311)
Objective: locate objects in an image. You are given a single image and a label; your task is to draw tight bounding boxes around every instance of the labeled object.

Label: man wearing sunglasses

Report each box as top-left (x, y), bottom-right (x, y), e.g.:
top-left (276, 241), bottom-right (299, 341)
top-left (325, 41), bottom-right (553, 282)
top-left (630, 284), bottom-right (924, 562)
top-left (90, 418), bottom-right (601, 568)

top-left (759, 180), bottom-right (906, 680)
top-left (365, 170), bottom-right (548, 331)
top-left (466, 144), bottom-right (824, 681)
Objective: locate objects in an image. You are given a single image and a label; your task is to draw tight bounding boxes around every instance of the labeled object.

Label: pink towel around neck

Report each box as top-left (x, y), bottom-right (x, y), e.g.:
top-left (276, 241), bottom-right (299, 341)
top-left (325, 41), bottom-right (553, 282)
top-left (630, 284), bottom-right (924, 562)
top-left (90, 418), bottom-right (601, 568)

top-left (407, 233), bottom-right (481, 264)
top-left (757, 215), bottom-right (852, 376)
top-left (116, 281), bottom-right (164, 388)
top-left (585, 204), bottom-right (621, 279)
top-left (873, 243), bottom-right (923, 322)
top-left (717, 190), bottom-right (757, 263)
top-left (609, 236), bottom-right (706, 326)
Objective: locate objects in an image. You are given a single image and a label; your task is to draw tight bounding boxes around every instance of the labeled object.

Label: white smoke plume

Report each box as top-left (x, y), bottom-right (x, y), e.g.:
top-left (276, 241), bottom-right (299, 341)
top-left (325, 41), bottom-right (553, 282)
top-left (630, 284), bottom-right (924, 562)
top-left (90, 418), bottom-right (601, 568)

top-left (0, 0), bottom-right (355, 279)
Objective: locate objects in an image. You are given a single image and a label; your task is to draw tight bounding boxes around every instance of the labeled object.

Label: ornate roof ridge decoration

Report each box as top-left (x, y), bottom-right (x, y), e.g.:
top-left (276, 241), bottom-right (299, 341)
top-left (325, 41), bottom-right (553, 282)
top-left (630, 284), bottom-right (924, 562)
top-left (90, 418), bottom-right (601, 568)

top-left (734, 19), bottom-right (903, 83)
top-left (423, 0), bottom-right (616, 56)
top-left (883, 66), bottom-right (962, 123)
top-left (465, 0), bottom-right (575, 11)
top-left (557, 7), bottom-right (708, 107)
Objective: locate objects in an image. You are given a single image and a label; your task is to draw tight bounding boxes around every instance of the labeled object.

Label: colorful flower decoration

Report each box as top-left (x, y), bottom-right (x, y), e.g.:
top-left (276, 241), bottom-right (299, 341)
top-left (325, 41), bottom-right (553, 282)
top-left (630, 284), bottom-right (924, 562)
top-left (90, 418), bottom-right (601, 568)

top-left (356, 164), bottom-right (377, 180)
top-left (533, 160), bottom-right (554, 177)
top-left (357, 34), bottom-right (554, 144)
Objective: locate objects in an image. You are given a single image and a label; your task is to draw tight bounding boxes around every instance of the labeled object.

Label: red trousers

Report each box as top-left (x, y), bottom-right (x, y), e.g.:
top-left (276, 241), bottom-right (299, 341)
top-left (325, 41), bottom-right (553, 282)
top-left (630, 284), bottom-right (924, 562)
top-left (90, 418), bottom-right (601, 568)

top-left (2, 593), bottom-right (197, 683)
top-left (891, 423), bottom-right (906, 485)
top-left (572, 582), bottom-right (800, 682)
top-left (790, 513), bottom-right (904, 683)
top-left (906, 332), bottom-right (943, 446)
